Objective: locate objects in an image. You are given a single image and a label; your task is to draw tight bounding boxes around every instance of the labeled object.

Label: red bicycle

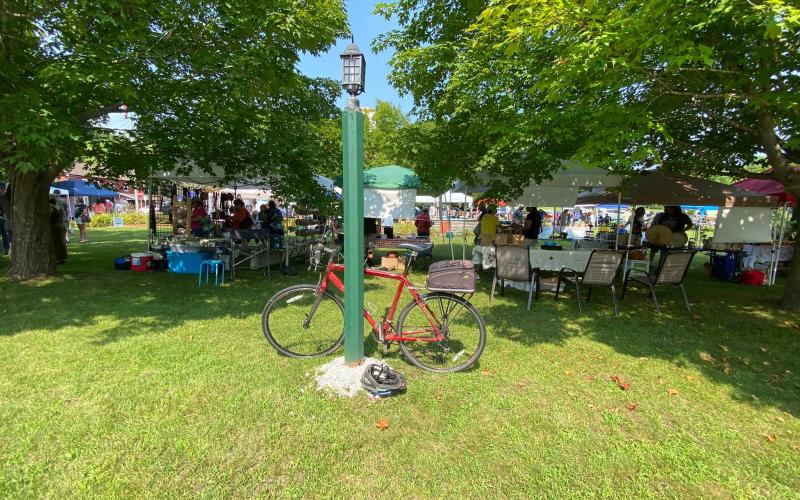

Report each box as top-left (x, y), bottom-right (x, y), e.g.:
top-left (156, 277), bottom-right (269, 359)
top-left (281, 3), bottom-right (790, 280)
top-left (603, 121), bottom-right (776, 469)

top-left (261, 243), bottom-right (486, 372)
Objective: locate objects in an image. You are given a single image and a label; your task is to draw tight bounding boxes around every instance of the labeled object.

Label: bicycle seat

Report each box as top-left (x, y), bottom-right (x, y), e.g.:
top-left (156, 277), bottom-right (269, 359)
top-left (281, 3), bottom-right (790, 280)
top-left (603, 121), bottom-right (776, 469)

top-left (397, 243), bottom-right (430, 253)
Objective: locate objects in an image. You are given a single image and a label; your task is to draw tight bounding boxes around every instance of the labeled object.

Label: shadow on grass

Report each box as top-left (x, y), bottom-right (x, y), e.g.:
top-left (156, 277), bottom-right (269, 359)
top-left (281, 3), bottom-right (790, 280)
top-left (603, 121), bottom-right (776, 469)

top-left (1, 229), bottom-right (798, 416)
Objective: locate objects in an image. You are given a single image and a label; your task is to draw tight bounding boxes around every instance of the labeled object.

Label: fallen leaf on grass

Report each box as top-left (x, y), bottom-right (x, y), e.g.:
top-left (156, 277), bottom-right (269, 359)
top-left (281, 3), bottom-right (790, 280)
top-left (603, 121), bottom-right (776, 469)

top-left (515, 382), bottom-right (526, 389)
top-left (792, 443), bottom-right (800, 450)
top-left (723, 366), bottom-right (733, 376)
top-left (763, 433), bottom-right (777, 443)
top-left (719, 345), bottom-right (729, 352)
top-left (667, 388), bottom-right (679, 396)
top-left (375, 418), bottom-right (389, 430)
top-left (760, 347), bottom-right (768, 352)
top-left (481, 368), bottom-right (492, 377)
top-left (626, 402), bottom-right (638, 411)
top-left (564, 370), bottom-right (574, 377)
top-left (699, 352), bottom-right (716, 363)
top-left (657, 377), bottom-right (666, 385)
top-left (610, 375), bottom-right (631, 391)
top-left (686, 375), bottom-right (698, 381)
top-left (584, 376), bottom-right (595, 382)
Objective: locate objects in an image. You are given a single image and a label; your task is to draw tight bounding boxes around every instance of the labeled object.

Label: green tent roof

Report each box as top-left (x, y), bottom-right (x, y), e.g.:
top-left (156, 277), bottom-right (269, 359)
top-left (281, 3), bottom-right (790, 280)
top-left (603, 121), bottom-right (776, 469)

top-left (335, 165), bottom-right (420, 189)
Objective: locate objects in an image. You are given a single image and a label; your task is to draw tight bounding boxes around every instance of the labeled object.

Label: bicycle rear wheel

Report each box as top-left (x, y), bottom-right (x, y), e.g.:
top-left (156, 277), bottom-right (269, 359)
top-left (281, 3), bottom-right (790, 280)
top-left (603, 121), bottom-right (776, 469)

top-left (262, 284), bottom-right (344, 358)
top-left (395, 292), bottom-right (486, 373)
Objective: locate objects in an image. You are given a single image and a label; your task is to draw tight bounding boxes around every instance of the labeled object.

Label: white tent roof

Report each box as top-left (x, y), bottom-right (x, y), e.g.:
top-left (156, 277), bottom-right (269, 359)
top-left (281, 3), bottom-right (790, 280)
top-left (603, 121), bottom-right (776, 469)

top-left (153, 165), bottom-right (334, 192)
top-left (415, 195), bottom-right (437, 204)
top-left (439, 190), bottom-right (473, 204)
top-left (451, 162), bottom-right (621, 207)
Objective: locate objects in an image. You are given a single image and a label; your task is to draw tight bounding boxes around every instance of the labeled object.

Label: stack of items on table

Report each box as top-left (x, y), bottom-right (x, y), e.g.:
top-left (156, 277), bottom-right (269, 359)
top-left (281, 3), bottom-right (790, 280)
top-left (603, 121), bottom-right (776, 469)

top-left (480, 227), bottom-right (525, 247)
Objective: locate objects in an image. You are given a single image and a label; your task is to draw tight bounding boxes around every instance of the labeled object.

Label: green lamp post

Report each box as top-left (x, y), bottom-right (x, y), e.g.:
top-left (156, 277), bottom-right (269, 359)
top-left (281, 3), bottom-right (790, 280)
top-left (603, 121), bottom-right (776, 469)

top-left (340, 40), bottom-right (366, 365)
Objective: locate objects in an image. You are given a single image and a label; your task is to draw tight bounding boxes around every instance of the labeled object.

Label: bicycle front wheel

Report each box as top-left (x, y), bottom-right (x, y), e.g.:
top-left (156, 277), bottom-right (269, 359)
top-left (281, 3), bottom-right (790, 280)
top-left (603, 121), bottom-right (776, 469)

top-left (396, 292), bottom-right (487, 373)
top-left (262, 284), bottom-right (345, 358)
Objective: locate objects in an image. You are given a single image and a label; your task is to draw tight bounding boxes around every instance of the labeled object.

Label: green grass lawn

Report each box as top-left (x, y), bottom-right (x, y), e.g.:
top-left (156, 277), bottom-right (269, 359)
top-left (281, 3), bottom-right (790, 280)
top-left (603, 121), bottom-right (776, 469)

top-left (1, 227), bottom-right (799, 497)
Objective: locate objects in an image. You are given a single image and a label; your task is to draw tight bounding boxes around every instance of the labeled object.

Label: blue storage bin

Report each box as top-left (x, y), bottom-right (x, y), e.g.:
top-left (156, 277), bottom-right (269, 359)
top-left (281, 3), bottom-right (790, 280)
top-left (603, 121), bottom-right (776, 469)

top-left (167, 250), bottom-right (215, 274)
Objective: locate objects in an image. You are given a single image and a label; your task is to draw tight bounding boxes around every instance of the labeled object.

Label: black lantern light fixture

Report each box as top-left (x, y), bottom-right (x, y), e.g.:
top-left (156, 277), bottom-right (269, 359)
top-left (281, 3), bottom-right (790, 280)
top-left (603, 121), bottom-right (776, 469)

top-left (340, 39), bottom-right (366, 102)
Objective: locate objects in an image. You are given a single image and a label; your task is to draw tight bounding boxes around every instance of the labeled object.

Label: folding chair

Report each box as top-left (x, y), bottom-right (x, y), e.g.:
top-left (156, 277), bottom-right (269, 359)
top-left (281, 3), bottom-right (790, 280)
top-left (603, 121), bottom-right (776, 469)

top-left (622, 250), bottom-right (696, 313)
top-left (555, 249), bottom-right (625, 314)
top-left (490, 245), bottom-right (536, 311)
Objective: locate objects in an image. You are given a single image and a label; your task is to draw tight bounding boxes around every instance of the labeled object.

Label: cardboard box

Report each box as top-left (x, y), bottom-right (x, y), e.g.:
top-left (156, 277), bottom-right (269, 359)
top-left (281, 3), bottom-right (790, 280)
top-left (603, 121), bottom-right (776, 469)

top-left (380, 256), bottom-right (405, 272)
top-left (495, 233), bottom-right (510, 246)
top-left (479, 233), bottom-right (494, 246)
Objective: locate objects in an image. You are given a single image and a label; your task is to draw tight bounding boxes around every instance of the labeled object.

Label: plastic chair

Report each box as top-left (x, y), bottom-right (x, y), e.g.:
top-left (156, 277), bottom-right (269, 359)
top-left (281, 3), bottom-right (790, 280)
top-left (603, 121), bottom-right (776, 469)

top-left (622, 250), bottom-right (695, 313)
top-left (555, 249), bottom-right (625, 314)
top-left (198, 260), bottom-right (225, 287)
top-left (491, 245), bottom-right (536, 311)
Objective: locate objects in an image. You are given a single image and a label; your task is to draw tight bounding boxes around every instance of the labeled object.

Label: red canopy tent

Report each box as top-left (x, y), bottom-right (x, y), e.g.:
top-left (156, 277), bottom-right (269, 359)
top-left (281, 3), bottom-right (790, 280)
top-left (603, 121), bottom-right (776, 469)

top-left (733, 178), bottom-right (796, 206)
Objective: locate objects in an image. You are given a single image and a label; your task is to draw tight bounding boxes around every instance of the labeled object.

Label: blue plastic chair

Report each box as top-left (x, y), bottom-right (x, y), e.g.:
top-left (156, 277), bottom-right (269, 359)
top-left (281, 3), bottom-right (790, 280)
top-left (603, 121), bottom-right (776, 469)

top-left (198, 260), bottom-right (225, 287)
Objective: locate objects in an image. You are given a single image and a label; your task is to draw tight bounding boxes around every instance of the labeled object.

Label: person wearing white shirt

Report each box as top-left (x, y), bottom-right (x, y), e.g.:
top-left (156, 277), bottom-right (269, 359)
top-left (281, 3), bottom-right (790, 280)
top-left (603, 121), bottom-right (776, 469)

top-left (382, 215), bottom-right (394, 239)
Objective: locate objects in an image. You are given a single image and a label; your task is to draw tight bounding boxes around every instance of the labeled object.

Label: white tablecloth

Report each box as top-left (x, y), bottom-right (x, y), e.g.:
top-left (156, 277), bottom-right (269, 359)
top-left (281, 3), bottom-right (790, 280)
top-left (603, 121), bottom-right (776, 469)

top-left (529, 249), bottom-right (592, 272)
top-left (742, 244), bottom-right (794, 269)
top-left (471, 245), bottom-right (593, 272)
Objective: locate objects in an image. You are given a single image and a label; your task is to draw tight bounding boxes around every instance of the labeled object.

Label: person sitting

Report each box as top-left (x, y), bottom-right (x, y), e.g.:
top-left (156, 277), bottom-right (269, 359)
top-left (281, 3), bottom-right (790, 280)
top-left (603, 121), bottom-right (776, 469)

top-left (415, 207), bottom-right (432, 238)
top-left (231, 199), bottom-right (253, 230)
top-left (479, 205), bottom-right (500, 243)
top-left (522, 206), bottom-right (542, 248)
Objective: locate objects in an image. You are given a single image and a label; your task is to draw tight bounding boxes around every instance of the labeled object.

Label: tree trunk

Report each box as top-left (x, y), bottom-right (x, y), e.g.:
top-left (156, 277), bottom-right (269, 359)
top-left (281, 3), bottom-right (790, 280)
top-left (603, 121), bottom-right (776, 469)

top-left (756, 111), bottom-right (800, 311)
top-left (780, 191), bottom-right (800, 311)
top-left (7, 166), bottom-right (57, 280)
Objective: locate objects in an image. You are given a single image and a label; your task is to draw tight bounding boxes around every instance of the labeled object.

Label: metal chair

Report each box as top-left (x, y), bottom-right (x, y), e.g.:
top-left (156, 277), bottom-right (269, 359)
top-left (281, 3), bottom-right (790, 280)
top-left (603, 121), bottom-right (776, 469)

top-left (490, 245), bottom-right (535, 311)
top-left (555, 249), bottom-right (625, 314)
top-left (622, 250), bottom-right (696, 313)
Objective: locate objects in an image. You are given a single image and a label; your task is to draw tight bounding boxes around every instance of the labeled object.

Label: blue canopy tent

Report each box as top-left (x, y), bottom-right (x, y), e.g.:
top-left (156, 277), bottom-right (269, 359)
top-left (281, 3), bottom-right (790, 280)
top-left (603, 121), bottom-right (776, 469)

top-left (52, 179), bottom-right (117, 198)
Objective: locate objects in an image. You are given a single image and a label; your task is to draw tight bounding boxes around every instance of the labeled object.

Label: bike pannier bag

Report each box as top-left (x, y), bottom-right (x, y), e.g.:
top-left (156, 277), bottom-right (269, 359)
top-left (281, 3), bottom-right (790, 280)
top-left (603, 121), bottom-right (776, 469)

top-left (426, 260), bottom-right (476, 293)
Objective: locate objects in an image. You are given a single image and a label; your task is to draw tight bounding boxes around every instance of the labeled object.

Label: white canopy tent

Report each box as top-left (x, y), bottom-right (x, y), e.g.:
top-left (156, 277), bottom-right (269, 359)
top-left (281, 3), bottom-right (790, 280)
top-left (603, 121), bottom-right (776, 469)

top-left (439, 190), bottom-right (474, 205)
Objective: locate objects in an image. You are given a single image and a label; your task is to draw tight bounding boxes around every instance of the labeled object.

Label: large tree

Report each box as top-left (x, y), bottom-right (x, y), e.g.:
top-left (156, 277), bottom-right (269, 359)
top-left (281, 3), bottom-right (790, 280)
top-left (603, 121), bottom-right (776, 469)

top-left (364, 99), bottom-right (410, 167)
top-left (377, 0), bottom-right (800, 309)
top-left (1, 0), bottom-right (347, 279)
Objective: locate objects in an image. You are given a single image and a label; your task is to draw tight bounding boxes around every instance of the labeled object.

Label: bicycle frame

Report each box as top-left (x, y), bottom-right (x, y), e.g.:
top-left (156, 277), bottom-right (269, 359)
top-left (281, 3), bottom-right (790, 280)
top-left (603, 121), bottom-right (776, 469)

top-left (319, 261), bottom-right (445, 343)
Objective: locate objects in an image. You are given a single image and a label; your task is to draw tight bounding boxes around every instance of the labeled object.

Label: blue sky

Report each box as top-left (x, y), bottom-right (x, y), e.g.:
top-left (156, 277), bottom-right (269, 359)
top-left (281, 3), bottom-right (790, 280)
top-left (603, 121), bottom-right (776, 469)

top-left (107, 1), bottom-right (408, 129)
top-left (296, 0), bottom-right (411, 113)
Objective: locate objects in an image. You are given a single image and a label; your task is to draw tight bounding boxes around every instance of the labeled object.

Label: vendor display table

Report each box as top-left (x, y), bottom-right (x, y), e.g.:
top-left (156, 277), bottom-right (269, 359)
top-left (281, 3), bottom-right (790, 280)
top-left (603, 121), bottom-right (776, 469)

top-left (742, 243), bottom-right (794, 269)
top-left (371, 237), bottom-right (431, 248)
top-left (471, 245), bottom-right (592, 272)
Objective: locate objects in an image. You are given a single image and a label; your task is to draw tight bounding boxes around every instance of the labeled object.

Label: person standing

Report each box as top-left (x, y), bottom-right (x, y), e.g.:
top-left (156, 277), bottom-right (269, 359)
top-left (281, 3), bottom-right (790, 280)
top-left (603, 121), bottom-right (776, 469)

top-left (479, 205), bottom-right (500, 241)
top-left (622, 207), bottom-right (646, 241)
top-left (382, 215), bottom-right (394, 239)
top-left (74, 200), bottom-right (90, 242)
top-left (415, 207), bottom-right (432, 237)
top-left (190, 199), bottom-right (208, 237)
top-left (523, 206), bottom-right (543, 248)
top-left (49, 196), bottom-right (68, 264)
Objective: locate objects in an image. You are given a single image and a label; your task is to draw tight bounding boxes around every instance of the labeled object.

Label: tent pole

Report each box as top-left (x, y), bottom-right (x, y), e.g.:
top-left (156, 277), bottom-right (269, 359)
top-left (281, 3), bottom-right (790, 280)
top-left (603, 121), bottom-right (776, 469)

top-left (771, 202), bottom-right (789, 285)
top-left (624, 204), bottom-right (636, 273)
top-left (615, 192), bottom-right (622, 250)
top-left (462, 183), bottom-right (467, 260)
top-left (438, 194), bottom-right (444, 244)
